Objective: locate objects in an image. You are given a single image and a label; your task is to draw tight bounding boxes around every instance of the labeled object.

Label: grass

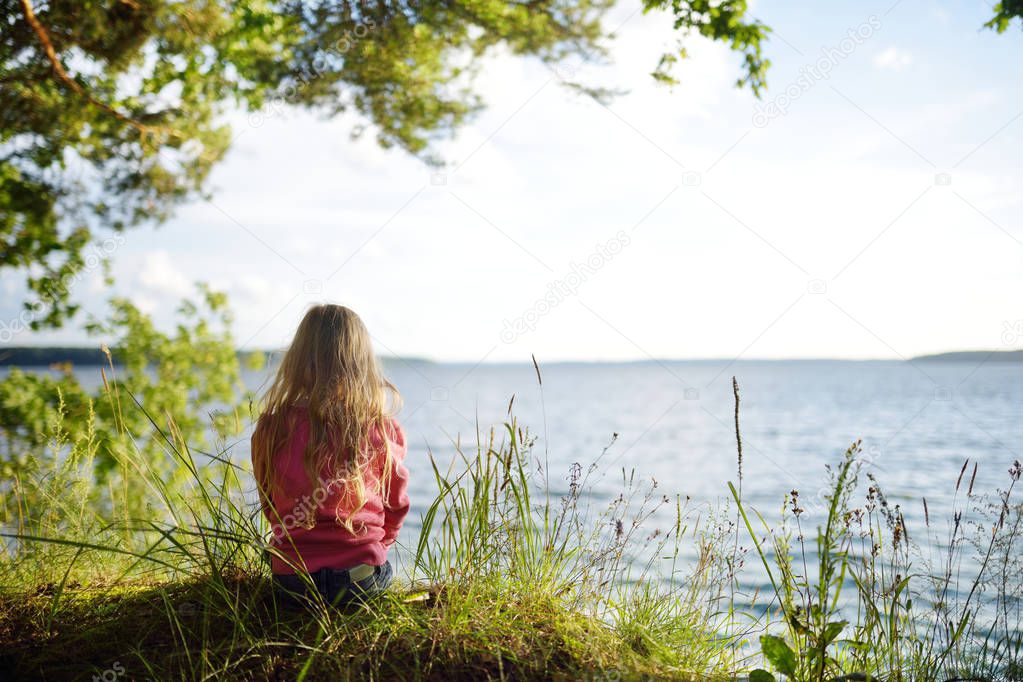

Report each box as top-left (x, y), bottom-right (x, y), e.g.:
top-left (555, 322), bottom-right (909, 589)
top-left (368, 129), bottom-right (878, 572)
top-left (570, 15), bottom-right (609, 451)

top-left (1, 371), bottom-right (1021, 681)
top-left (1, 573), bottom-right (689, 681)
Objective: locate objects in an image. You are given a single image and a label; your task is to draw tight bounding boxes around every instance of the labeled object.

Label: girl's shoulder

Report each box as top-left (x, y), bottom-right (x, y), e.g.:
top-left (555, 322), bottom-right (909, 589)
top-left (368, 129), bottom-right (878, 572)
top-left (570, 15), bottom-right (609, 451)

top-left (254, 405), bottom-right (312, 443)
top-left (386, 417), bottom-right (405, 447)
top-left (370, 416), bottom-right (405, 449)
top-left (256, 404), bottom-right (309, 423)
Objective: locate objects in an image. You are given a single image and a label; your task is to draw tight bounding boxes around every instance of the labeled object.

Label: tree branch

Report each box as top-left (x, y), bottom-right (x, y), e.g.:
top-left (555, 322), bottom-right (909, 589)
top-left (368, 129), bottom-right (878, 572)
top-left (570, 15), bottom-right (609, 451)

top-left (19, 0), bottom-right (177, 140)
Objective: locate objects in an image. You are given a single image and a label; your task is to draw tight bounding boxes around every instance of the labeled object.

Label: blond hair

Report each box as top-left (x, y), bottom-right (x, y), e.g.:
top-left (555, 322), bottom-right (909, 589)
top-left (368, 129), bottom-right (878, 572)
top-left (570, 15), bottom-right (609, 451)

top-left (252, 304), bottom-right (401, 533)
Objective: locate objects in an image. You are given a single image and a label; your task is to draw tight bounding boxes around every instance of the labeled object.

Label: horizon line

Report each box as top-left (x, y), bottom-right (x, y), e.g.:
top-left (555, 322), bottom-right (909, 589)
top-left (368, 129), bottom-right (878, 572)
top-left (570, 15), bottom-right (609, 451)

top-left (2, 346), bottom-right (1020, 366)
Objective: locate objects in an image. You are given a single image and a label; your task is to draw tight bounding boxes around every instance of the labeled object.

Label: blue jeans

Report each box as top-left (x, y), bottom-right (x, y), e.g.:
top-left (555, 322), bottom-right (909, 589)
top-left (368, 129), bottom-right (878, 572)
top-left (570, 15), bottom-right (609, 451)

top-left (273, 561), bottom-right (393, 607)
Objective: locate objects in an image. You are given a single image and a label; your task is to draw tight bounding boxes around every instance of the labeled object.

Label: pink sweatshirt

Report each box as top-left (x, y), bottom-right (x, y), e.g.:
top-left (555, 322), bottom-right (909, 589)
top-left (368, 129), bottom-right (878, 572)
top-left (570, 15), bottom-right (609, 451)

top-left (252, 408), bottom-right (410, 575)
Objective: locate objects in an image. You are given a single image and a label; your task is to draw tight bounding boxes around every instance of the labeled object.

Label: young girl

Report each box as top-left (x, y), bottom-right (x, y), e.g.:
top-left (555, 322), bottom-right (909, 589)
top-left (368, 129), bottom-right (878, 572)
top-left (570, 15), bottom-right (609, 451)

top-left (251, 304), bottom-right (409, 605)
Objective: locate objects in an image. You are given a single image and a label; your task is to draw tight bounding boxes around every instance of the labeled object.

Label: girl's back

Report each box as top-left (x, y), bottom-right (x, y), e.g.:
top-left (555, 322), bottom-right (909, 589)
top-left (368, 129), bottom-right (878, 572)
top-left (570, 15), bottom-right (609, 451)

top-left (250, 304), bottom-right (409, 602)
top-left (254, 405), bottom-right (409, 574)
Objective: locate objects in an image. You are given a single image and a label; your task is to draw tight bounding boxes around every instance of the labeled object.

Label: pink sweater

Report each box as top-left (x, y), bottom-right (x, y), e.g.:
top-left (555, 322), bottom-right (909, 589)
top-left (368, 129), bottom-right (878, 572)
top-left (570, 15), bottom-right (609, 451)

top-left (252, 409), bottom-right (410, 575)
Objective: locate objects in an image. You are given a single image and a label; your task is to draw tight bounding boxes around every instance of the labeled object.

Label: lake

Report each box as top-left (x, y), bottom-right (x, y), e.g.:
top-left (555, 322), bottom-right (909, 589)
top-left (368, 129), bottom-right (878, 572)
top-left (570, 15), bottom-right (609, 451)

top-left (14, 358), bottom-right (1023, 599)
top-left (256, 357), bottom-right (1022, 594)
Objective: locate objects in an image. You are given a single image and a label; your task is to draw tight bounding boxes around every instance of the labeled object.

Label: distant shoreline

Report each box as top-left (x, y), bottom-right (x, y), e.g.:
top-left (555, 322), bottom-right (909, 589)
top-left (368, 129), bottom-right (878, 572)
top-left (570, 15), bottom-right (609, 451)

top-left (2, 346), bottom-right (1021, 367)
top-left (0, 346), bottom-right (436, 367)
top-left (910, 349), bottom-right (1023, 363)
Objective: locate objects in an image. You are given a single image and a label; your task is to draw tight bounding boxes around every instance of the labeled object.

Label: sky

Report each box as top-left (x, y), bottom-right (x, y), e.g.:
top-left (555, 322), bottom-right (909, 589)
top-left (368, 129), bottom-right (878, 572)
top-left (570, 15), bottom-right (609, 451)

top-left (4, 0), bottom-right (1023, 363)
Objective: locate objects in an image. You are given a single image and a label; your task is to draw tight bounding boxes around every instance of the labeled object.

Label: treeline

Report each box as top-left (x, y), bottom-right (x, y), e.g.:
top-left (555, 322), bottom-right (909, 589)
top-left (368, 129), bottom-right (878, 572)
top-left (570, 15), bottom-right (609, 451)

top-left (0, 347), bottom-right (114, 366)
top-left (0, 347), bottom-right (274, 367)
top-left (0, 347), bottom-right (431, 368)
top-left (913, 349), bottom-right (1023, 362)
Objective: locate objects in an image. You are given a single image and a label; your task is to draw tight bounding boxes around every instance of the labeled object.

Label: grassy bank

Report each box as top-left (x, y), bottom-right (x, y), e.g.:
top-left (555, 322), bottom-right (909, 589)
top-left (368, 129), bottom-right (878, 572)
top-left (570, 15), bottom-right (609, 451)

top-left (1, 375), bottom-right (1021, 681)
top-left (2, 574), bottom-right (689, 680)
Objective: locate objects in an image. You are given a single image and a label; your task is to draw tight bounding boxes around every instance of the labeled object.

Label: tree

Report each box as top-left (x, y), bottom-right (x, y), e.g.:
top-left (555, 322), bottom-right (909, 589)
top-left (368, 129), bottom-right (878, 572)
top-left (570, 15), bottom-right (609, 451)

top-left (0, 284), bottom-right (252, 518)
top-left (986, 1), bottom-right (1023, 32)
top-left (1, 0), bottom-right (775, 330)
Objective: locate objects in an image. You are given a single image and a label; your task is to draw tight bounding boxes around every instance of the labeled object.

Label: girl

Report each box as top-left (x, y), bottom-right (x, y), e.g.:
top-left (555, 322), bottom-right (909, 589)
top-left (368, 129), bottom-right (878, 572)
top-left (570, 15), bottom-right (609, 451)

top-left (252, 304), bottom-right (409, 605)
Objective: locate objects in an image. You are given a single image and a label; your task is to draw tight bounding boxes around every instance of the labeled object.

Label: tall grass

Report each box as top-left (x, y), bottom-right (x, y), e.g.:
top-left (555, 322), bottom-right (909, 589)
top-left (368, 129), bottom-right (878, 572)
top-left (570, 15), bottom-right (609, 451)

top-left (1, 372), bottom-right (1021, 681)
top-left (413, 407), bottom-right (738, 675)
top-left (734, 442), bottom-right (1023, 682)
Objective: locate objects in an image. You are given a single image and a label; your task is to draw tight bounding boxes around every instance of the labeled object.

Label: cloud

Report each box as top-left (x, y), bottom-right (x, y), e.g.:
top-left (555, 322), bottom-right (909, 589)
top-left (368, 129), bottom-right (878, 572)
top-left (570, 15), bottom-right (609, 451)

top-left (873, 47), bottom-right (913, 71)
top-left (134, 251), bottom-right (192, 306)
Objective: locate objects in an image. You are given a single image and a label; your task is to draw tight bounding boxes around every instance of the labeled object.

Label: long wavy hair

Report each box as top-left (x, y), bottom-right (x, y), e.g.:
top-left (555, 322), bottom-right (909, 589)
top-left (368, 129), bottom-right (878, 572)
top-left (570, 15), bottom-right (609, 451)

top-left (252, 304), bottom-right (401, 533)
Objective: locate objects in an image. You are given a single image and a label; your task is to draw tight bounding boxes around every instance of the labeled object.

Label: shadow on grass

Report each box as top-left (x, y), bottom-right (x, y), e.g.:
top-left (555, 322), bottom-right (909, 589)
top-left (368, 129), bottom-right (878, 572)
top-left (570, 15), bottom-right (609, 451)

top-left (0, 572), bottom-right (677, 681)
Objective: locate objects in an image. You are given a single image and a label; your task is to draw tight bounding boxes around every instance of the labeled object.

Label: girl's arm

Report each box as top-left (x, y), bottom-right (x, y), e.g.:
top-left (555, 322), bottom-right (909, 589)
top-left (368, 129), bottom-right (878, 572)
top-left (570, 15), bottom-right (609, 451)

top-left (381, 421), bottom-right (410, 548)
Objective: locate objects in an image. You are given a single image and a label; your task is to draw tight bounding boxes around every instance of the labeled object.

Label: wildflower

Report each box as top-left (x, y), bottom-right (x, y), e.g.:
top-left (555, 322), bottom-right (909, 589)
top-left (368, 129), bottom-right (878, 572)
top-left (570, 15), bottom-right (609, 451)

top-left (866, 485), bottom-right (878, 512)
top-left (888, 573), bottom-right (902, 597)
top-left (956, 459), bottom-right (969, 491)
top-left (844, 508), bottom-right (863, 528)
top-left (567, 462), bottom-right (582, 499)
top-left (789, 490), bottom-right (804, 516)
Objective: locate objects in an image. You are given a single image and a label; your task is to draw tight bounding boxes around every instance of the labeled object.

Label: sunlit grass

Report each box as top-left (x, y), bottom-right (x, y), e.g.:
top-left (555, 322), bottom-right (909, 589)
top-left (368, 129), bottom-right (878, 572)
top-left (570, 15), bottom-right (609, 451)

top-left (1, 373), bottom-right (1021, 681)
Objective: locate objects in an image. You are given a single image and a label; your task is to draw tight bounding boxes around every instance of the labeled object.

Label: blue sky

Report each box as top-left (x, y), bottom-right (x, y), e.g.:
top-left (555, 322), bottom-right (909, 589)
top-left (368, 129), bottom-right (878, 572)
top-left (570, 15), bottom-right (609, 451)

top-left (5, 0), bottom-right (1022, 362)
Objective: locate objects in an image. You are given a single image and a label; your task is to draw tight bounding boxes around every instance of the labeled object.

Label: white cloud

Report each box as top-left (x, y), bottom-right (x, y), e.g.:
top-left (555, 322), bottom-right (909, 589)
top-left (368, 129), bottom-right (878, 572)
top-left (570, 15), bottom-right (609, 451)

top-left (135, 250), bottom-right (192, 301)
top-left (873, 47), bottom-right (913, 71)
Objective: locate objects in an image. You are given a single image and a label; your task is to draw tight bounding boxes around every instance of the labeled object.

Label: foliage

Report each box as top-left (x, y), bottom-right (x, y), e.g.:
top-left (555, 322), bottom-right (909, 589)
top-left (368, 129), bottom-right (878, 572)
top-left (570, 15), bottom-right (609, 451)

top-left (2, 0), bottom-right (253, 327)
top-left (0, 0), bottom-right (777, 327)
top-left (0, 367), bottom-right (90, 474)
top-left (0, 284), bottom-right (250, 523)
top-left (986, 1), bottom-right (1023, 32)
top-left (643, 0), bottom-right (769, 92)
top-left (738, 444), bottom-right (1023, 682)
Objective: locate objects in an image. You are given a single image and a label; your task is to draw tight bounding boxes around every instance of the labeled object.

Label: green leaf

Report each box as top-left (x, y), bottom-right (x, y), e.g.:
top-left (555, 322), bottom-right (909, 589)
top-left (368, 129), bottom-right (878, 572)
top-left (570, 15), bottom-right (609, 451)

top-left (760, 634), bottom-right (797, 677)
top-left (789, 612), bottom-right (809, 635)
top-left (821, 620), bottom-right (847, 646)
top-left (749, 670), bottom-right (776, 682)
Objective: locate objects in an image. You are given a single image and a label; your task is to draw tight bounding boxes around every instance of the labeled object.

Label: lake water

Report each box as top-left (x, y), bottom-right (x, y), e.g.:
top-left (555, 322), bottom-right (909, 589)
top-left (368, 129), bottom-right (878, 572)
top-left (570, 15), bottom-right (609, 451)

top-left (12, 358), bottom-right (1023, 598)
top-left (364, 357), bottom-right (1022, 513)
top-left (254, 358), bottom-right (1022, 590)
